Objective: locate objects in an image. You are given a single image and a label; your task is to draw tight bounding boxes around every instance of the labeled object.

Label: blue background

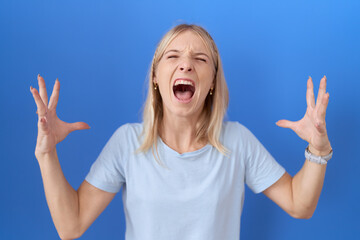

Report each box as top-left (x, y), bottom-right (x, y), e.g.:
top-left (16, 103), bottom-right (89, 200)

top-left (1, 0), bottom-right (359, 239)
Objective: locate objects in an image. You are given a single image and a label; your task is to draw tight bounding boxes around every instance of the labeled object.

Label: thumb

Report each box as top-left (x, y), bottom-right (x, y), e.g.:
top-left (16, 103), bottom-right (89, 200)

top-left (68, 122), bottom-right (91, 132)
top-left (276, 119), bottom-right (296, 130)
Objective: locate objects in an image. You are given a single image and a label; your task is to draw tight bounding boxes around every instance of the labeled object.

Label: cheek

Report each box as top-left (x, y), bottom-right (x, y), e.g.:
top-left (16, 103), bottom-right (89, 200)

top-left (156, 63), bottom-right (173, 82)
top-left (156, 64), bottom-right (177, 90)
top-left (199, 71), bottom-right (215, 89)
top-left (155, 74), bottom-right (173, 99)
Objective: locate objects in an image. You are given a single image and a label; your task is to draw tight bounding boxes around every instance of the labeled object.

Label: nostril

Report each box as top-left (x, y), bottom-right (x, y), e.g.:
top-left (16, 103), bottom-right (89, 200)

top-left (179, 67), bottom-right (192, 71)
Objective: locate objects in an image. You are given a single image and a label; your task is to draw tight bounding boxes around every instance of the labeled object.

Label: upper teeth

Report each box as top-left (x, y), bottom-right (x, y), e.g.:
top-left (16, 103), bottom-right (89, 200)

top-left (174, 80), bottom-right (194, 86)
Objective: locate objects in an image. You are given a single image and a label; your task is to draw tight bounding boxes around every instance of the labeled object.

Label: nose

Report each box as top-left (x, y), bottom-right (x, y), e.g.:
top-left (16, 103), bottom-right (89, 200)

top-left (178, 58), bottom-right (193, 72)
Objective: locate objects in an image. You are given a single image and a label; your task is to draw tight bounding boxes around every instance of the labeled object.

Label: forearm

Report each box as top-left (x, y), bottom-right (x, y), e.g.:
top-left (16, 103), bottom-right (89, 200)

top-left (274, 76), bottom-right (332, 219)
top-left (37, 149), bottom-right (80, 239)
top-left (292, 157), bottom-right (327, 218)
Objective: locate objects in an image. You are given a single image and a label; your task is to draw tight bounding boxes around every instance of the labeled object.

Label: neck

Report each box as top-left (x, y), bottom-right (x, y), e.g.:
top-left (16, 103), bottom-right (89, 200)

top-left (159, 111), bottom-right (207, 154)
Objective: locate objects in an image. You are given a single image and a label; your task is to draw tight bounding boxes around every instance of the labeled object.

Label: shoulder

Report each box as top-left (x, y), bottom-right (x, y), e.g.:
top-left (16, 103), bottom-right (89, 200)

top-left (114, 123), bottom-right (143, 136)
top-left (109, 122), bottom-right (143, 147)
top-left (115, 123), bottom-right (143, 133)
top-left (221, 121), bottom-right (253, 140)
top-left (221, 121), bottom-right (260, 149)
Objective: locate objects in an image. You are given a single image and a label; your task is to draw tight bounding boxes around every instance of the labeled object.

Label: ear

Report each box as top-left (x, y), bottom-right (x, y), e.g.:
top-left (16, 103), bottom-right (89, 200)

top-left (211, 73), bottom-right (216, 88)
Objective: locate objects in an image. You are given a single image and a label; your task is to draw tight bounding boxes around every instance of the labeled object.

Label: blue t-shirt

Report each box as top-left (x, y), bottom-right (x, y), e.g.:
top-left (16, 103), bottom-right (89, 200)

top-left (85, 121), bottom-right (285, 240)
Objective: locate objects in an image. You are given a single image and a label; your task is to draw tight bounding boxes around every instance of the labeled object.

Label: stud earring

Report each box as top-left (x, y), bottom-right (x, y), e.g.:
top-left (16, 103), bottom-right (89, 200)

top-left (154, 83), bottom-right (158, 90)
top-left (209, 87), bottom-right (214, 95)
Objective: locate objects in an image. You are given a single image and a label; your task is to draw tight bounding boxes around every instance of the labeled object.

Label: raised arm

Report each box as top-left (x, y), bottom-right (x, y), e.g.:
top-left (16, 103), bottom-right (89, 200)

top-left (263, 76), bottom-right (332, 219)
top-left (31, 75), bottom-right (116, 239)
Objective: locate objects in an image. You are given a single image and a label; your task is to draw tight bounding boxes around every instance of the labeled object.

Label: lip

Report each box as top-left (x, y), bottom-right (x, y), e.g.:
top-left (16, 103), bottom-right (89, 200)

top-left (173, 78), bottom-right (196, 104)
top-left (173, 78), bottom-right (195, 86)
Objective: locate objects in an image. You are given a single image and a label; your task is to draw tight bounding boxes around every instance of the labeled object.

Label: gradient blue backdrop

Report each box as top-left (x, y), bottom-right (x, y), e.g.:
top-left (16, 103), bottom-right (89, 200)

top-left (1, 0), bottom-right (359, 239)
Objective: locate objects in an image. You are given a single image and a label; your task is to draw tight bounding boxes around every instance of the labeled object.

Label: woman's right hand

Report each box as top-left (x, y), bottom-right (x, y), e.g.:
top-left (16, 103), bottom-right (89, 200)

top-left (30, 74), bottom-right (90, 158)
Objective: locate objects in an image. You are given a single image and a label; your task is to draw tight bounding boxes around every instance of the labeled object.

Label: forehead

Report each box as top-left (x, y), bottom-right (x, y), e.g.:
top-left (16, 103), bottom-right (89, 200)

top-left (165, 30), bottom-right (210, 54)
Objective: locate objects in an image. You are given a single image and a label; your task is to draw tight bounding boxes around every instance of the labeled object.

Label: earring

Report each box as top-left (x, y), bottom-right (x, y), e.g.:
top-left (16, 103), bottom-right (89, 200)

top-left (209, 87), bottom-right (214, 95)
top-left (154, 83), bottom-right (158, 90)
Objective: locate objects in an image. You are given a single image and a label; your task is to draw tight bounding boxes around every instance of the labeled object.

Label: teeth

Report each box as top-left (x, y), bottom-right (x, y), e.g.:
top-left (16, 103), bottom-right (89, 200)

top-left (174, 80), bottom-right (194, 86)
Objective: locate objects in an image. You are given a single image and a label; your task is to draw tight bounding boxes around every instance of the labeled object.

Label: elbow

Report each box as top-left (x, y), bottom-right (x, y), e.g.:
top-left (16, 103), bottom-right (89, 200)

top-left (289, 207), bottom-right (315, 219)
top-left (59, 232), bottom-right (82, 240)
top-left (58, 225), bottom-right (82, 240)
top-left (291, 211), bottom-right (313, 219)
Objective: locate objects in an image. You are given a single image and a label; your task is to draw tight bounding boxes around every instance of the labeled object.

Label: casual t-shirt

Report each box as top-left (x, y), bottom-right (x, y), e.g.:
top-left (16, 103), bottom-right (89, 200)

top-left (85, 121), bottom-right (285, 240)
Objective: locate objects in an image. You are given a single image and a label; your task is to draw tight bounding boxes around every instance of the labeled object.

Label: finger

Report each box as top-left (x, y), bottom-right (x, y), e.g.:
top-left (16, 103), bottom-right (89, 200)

top-left (38, 74), bottom-right (49, 108)
top-left (48, 78), bottom-right (60, 110)
top-left (317, 92), bottom-right (330, 120)
top-left (306, 76), bottom-right (315, 108)
top-left (315, 75), bottom-right (327, 108)
top-left (30, 86), bottom-right (47, 117)
top-left (276, 119), bottom-right (296, 130)
top-left (67, 122), bottom-right (91, 133)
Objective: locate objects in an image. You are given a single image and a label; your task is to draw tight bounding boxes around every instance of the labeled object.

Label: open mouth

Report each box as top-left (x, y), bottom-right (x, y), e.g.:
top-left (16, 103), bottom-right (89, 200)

top-left (173, 79), bottom-right (195, 102)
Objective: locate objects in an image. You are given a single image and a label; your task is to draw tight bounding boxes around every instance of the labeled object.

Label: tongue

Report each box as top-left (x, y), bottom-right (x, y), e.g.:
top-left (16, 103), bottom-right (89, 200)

top-left (175, 90), bottom-right (193, 101)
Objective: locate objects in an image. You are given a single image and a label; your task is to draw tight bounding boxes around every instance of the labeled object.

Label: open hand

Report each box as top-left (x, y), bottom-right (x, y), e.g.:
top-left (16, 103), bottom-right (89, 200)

top-left (276, 76), bottom-right (332, 155)
top-left (30, 74), bottom-right (90, 157)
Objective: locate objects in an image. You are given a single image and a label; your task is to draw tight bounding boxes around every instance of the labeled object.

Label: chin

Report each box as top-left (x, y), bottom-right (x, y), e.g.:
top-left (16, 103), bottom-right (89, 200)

top-left (164, 97), bottom-right (204, 119)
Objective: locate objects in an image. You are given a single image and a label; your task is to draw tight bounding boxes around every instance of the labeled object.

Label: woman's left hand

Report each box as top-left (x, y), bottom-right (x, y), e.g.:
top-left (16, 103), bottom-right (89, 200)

top-left (276, 76), bottom-right (332, 155)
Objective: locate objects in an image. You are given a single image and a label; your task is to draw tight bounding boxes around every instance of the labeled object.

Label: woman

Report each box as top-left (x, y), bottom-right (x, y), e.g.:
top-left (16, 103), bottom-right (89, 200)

top-left (30, 24), bottom-right (332, 240)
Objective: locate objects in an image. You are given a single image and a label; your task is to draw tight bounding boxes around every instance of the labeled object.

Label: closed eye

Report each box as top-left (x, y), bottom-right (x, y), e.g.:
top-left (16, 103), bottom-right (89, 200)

top-left (167, 55), bottom-right (178, 59)
top-left (196, 58), bottom-right (206, 62)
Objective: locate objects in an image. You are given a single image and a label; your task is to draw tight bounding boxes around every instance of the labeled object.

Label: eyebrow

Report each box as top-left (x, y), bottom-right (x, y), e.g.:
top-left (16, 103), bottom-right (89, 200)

top-left (164, 49), bottom-right (210, 59)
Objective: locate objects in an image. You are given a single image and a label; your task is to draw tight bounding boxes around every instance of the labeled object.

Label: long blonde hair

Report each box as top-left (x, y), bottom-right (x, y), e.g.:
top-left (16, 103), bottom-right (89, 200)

top-left (137, 24), bottom-right (229, 166)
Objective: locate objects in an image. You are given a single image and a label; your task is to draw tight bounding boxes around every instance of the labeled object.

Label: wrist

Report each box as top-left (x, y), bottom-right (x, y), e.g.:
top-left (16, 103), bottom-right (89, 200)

top-left (35, 148), bottom-right (57, 162)
top-left (305, 145), bottom-right (333, 165)
top-left (308, 144), bottom-right (332, 156)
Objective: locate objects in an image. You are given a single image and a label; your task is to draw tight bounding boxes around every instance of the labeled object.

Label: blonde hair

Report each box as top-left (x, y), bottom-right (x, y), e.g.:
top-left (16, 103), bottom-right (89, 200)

top-left (137, 24), bottom-right (229, 167)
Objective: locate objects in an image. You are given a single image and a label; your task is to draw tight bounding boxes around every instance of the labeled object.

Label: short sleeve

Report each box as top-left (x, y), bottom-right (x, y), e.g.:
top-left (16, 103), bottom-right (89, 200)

top-left (241, 124), bottom-right (286, 194)
top-left (85, 125), bottom-right (128, 193)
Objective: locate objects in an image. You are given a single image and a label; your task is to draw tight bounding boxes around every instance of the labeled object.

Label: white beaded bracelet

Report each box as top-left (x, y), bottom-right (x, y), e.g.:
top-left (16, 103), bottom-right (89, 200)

top-left (305, 146), bottom-right (333, 165)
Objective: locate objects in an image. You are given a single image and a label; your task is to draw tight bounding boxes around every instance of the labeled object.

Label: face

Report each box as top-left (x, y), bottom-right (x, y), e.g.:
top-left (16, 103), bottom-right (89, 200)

top-left (154, 30), bottom-right (215, 119)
